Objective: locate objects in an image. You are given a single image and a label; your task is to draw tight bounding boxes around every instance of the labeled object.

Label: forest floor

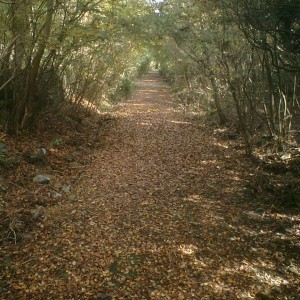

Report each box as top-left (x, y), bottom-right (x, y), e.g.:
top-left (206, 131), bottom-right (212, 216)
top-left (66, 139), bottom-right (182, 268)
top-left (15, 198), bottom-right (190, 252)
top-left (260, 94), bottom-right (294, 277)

top-left (1, 71), bottom-right (300, 300)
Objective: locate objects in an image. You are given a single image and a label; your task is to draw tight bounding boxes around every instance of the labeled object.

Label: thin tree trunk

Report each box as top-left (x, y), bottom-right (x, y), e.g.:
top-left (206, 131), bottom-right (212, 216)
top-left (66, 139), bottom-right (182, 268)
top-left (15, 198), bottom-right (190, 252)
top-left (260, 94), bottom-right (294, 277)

top-left (263, 51), bottom-right (277, 136)
top-left (222, 57), bottom-right (252, 156)
top-left (21, 0), bottom-right (54, 129)
top-left (209, 76), bottom-right (227, 124)
top-left (8, 0), bottom-right (30, 134)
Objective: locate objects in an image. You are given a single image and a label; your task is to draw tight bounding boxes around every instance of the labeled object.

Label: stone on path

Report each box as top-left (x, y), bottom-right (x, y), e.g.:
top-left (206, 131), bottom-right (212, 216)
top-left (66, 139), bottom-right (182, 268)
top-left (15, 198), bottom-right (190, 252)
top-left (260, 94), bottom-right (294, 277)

top-left (33, 175), bottom-right (51, 184)
top-left (0, 142), bottom-right (8, 154)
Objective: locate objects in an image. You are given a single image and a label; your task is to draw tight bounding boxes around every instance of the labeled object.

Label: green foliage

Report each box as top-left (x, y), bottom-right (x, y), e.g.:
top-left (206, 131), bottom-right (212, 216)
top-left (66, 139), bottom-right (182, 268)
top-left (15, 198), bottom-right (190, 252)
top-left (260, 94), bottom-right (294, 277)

top-left (137, 57), bottom-right (151, 77)
top-left (0, 0), bottom-right (155, 133)
top-left (50, 138), bottom-right (63, 147)
top-left (111, 75), bottom-right (135, 102)
top-left (0, 152), bottom-right (6, 163)
top-left (120, 77), bottom-right (135, 99)
top-left (0, 0), bottom-right (299, 157)
top-left (149, 0), bottom-right (300, 155)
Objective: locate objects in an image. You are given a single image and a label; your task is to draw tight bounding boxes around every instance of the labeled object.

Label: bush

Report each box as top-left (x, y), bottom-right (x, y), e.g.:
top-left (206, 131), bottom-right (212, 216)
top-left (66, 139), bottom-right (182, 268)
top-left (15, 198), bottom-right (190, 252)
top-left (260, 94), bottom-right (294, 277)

top-left (119, 77), bottom-right (134, 99)
top-left (137, 58), bottom-right (151, 77)
top-left (110, 76), bottom-right (135, 102)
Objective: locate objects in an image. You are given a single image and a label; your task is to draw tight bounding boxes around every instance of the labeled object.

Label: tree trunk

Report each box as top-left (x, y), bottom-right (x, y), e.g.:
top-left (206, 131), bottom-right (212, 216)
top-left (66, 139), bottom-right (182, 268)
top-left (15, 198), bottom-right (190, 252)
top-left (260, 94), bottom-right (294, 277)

top-left (222, 58), bottom-right (253, 156)
top-left (209, 76), bottom-right (227, 124)
top-left (263, 51), bottom-right (277, 136)
top-left (20, 0), bottom-right (54, 130)
top-left (8, 0), bottom-right (31, 134)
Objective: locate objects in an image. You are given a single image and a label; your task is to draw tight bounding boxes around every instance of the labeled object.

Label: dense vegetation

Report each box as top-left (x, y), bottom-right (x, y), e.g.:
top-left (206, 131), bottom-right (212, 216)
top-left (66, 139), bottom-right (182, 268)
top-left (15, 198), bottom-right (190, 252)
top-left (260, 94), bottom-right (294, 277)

top-left (0, 0), bottom-right (152, 134)
top-left (0, 2), bottom-right (299, 298)
top-left (1, 0), bottom-right (299, 156)
top-left (154, 0), bottom-right (300, 157)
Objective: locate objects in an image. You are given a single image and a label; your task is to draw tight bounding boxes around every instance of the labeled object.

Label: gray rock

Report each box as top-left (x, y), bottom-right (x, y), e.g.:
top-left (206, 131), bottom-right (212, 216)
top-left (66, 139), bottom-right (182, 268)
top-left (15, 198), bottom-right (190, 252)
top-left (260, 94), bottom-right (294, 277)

top-left (38, 147), bottom-right (47, 156)
top-left (0, 142), bottom-right (8, 154)
top-left (33, 175), bottom-right (51, 184)
top-left (62, 184), bottom-right (71, 193)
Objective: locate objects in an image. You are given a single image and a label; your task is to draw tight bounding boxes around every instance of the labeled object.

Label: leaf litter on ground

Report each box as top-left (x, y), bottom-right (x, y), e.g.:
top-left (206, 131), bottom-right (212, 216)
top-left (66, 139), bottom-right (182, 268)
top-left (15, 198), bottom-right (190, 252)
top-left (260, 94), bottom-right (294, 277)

top-left (0, 71), bottom-right (299, 300)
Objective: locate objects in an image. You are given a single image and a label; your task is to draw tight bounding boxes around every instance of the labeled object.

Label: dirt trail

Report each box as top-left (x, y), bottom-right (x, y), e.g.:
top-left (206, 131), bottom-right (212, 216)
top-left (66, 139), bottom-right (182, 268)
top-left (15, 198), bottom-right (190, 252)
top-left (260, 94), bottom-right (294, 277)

top-left (2, 72), bottom-right (299, 299)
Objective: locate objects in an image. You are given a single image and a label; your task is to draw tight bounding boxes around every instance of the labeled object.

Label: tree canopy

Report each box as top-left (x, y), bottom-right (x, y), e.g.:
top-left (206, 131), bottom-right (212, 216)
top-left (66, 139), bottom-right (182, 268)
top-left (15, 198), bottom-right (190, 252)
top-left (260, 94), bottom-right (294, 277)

top-left (0, 0), bottom-right (299, 155)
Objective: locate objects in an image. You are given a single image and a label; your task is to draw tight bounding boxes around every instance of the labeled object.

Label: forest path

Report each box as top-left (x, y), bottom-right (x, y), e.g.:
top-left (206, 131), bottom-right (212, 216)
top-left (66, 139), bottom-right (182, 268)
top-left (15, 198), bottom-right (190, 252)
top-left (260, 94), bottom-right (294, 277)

top-left (3, 72), bottom-right (299, 299)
